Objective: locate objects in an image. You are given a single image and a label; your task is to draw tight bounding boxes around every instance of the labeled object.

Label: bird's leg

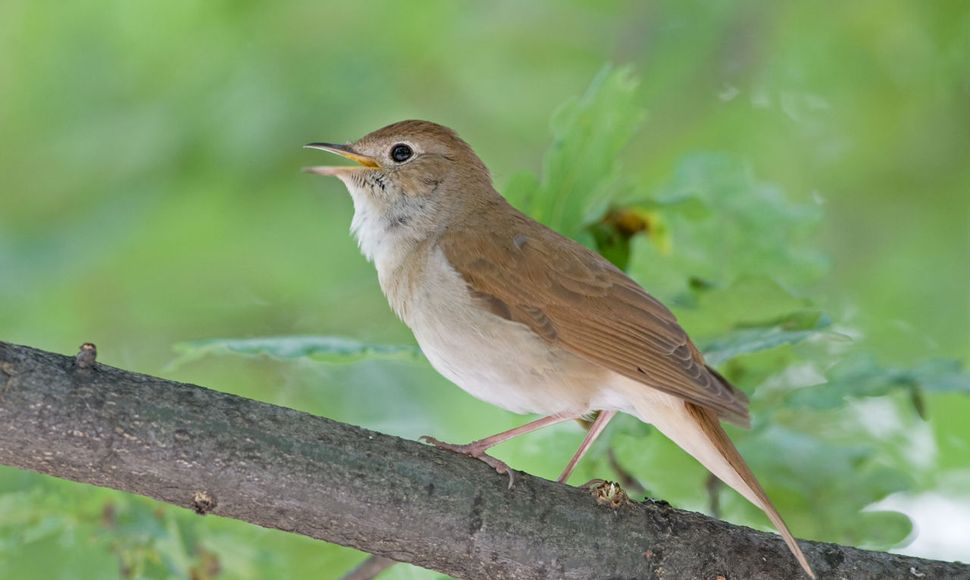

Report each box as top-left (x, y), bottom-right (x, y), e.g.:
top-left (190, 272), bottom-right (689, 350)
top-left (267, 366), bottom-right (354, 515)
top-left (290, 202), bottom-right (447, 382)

top-left (421, 414), bottom-right (579, 486)
top-left (557, 410), bottom-right (617, 484)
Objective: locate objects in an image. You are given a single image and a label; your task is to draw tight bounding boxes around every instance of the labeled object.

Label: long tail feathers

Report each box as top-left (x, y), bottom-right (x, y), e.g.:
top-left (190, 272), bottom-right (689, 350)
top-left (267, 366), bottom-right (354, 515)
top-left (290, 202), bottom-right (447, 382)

top-left (624, 385), bottom-right (816, 578)
top-left (683, 403), bottom-right (816, 579)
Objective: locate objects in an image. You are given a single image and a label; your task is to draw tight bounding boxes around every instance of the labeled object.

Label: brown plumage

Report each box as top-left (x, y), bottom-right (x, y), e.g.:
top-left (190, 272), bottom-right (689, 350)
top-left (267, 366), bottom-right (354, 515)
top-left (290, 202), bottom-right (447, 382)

top-left (306, 120), bottom-right (816, 578)
top-left (439, 202), bottom-right (751, 426)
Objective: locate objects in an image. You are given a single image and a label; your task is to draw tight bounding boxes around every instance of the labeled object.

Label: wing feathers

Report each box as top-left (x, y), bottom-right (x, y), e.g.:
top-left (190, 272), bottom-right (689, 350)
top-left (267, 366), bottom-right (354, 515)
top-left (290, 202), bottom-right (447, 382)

top-left (439, 205), bottom-right (750, 425)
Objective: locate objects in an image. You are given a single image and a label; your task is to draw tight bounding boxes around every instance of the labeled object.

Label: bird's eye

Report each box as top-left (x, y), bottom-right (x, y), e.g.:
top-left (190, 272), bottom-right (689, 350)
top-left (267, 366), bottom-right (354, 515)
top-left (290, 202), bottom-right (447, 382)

top-left (390, 143), bottom-right (413, 163)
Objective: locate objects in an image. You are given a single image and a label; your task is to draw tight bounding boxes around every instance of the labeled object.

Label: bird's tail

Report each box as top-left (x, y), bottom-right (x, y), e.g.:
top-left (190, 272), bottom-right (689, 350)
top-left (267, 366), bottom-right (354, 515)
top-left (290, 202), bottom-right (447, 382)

top-left (625, 388), bottom-right (815, 578)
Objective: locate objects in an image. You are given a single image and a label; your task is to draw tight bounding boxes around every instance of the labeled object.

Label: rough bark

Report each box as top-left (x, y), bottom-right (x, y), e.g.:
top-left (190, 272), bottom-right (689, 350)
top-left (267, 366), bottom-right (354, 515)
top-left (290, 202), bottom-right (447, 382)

top-left (0, 341), bottom-right (964, 579)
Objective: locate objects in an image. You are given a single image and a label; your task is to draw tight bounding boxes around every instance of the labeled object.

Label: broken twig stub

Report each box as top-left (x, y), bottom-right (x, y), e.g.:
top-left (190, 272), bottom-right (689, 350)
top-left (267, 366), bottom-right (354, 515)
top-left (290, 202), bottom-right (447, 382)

top-left (74, 342), bottom-right (98, 369)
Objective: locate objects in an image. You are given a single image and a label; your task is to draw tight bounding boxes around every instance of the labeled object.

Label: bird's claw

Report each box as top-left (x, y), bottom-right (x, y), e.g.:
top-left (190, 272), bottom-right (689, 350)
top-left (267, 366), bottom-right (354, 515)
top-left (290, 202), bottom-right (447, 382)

top-left (420, 435), bottom-right (517, 488)
top-left (477, 454), bottom-right (518, 489)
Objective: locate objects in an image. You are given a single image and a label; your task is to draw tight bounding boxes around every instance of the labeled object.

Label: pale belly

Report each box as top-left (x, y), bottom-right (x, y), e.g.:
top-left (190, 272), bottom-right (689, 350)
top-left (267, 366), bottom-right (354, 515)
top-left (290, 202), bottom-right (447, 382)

top-left (383, 247), bottom-right (612, 416)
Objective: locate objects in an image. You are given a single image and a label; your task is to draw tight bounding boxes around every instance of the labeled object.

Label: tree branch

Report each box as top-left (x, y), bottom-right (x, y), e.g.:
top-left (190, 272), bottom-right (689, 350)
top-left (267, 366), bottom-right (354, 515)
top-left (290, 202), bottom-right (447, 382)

top-left (0, 341), bottom-right (964, 579)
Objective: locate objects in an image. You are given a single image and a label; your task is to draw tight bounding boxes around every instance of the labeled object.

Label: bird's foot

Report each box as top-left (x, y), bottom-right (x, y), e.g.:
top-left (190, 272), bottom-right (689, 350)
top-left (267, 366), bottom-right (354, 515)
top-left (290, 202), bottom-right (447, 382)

top-left (420, 435), bottom-right (517, 488)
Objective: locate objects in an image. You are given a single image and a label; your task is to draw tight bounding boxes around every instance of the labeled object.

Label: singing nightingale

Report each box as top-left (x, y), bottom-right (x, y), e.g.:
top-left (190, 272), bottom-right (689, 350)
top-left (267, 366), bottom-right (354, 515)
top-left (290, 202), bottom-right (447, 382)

top-left (305, 120), bottom-right (814, 578)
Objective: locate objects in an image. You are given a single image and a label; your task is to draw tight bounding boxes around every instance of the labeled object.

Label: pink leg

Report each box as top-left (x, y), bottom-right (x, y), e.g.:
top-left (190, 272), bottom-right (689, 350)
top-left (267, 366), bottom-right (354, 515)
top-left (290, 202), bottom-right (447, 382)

top-left (557, 410), bottom-right (618, 484)
top-left (422, 414), bottom-right (580, 486)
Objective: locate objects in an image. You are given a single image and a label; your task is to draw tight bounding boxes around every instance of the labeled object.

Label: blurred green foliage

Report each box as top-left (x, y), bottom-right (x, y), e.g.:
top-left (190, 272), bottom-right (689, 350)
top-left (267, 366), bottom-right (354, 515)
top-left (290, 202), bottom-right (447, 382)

top-left (1, 1), bottom-right (968, 578)
top-left (505, 65), bottom-right (644, 244)
top-left (171, 336), bottom-right (421, 368)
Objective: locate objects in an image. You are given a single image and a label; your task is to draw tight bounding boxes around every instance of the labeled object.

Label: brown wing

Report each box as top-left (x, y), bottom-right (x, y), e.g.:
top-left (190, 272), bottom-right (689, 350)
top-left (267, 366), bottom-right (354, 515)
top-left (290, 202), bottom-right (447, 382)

top-left (439, 203), bottom-right (750, 427)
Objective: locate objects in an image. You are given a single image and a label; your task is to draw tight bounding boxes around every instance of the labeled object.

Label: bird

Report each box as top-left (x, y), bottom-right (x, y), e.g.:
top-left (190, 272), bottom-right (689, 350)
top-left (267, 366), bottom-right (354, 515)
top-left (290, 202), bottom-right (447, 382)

top-left (304, 119), bottom-right (815, 578)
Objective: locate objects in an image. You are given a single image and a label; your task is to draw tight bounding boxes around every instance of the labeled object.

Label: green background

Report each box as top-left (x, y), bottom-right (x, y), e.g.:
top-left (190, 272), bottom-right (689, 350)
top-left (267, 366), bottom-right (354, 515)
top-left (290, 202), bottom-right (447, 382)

top-left (1, 1), bottom-right (968, 578)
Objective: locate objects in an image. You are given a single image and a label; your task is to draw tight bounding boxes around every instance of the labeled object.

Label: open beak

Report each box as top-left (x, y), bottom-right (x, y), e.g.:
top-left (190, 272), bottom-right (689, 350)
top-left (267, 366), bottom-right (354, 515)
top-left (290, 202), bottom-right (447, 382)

top-left (303, 142), bottom-right (380, 176)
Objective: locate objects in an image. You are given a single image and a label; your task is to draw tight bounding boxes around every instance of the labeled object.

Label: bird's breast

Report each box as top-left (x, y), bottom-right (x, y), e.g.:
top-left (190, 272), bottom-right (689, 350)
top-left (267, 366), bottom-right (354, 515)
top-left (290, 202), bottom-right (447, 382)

top-left (381, 245), bottom-right (609, 416)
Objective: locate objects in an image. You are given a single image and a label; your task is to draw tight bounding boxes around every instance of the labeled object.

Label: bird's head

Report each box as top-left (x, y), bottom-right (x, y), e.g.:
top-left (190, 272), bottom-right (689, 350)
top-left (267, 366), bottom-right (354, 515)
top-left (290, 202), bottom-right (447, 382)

top-left (305, 120), bottom-right (495, 261)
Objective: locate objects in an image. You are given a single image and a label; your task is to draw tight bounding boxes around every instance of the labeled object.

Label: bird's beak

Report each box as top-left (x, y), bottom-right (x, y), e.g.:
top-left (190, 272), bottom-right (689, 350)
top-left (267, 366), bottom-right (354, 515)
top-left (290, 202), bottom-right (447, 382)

top-left (303, 142), bottom-right (380, 176)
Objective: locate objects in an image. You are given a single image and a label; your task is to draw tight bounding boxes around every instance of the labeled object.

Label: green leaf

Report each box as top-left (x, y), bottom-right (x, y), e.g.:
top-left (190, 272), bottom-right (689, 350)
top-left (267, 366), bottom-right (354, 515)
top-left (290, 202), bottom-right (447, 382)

top-left (908, 359), bottom-right (970, 394)
top-left (790, 353), bottom-right (970, 412)
top-left (856, 510), bottom-right (915, 549)
top-left (701, 311), bottom-right (833, 366)
top-left (675, 277), bottom-right (818, 334)
top-left (504, 64), bottom-right (645, 242)
top-left (626, 155), bottom-right (827, 301)
top-left (170, 336), bottom-right (422, 368)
